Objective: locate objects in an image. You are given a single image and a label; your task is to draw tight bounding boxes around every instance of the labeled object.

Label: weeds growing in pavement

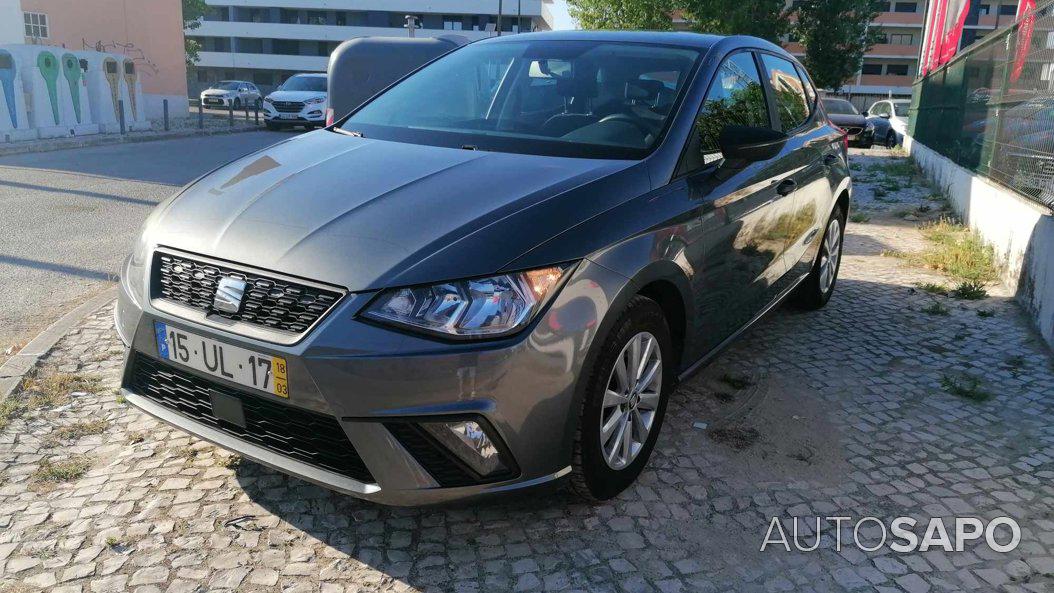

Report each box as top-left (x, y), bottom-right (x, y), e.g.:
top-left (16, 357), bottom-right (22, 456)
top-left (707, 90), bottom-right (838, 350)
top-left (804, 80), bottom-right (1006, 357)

top-left (893, 219), bottom-right (998, 284)
top-left (872, 159), bottom-right (916, 178)
top-left (922, 301), bottom-right (951, 316)
top-left (850, 212), bottom-right (870, 223)
top-left (977, 308), bottom-right (996, 318)
top-left (44, 419), bottom-right (109, 446)
top-left (0, 373), bottom-right (101, 430)
top-left (953, 280), bottom-right (988, 300)
top-left (32, 456), bottom-right (92, 485)
top-left (941, 375), bottom-right (991, 402)
top-left (916, 282), bottom-right (949, 296)
top-left (719, 373), bottom-right (753, 390)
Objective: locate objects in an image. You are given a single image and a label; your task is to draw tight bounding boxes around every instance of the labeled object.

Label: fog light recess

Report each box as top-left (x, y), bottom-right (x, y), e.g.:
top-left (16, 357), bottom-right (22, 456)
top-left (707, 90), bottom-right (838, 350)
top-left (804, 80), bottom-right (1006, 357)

top-left (421, 419), bottom-right (507, 478)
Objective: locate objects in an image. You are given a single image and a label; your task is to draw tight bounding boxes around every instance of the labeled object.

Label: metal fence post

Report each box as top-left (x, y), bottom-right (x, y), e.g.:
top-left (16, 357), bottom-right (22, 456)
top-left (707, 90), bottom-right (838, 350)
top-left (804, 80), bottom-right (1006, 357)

top-left (118, 99), bottom-right (126, 134)
top-left (197, 100), bottom-right (203, 129)
top-left (254, 105), bottom-right (259, 125)
top-left (228, 101), bottom-right (234, 127)
top-left (244, 103), bottom-right (250, 122)
top-left (163, 99), bottom-right (169, 131)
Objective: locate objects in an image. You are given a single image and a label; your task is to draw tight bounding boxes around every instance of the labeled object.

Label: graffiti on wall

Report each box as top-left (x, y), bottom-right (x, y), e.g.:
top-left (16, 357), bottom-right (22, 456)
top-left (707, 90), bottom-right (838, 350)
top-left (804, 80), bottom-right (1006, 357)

top-left (81, 39), bottom-right (158, 78)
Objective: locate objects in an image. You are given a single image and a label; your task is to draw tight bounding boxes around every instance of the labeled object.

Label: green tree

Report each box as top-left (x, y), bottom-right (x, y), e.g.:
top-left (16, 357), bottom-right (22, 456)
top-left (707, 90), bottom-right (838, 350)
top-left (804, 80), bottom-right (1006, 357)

top-left (678, 0), bottom-right (791, 42)
top-left (794, 0), bottom-right (884, 90)
top-left (182, 0), bottom-right (208, 66)
top-left (566, 0), bottom-right (677, 30)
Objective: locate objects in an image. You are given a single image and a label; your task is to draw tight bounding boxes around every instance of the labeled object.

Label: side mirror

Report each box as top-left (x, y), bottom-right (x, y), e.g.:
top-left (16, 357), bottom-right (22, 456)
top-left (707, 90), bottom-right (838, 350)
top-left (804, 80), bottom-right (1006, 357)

top-left (239, 87), bottom-right (248, 92)
top-left (718, 125), bottom-right (788, 164)
top-left (880, 112), bottom-right (891, 119)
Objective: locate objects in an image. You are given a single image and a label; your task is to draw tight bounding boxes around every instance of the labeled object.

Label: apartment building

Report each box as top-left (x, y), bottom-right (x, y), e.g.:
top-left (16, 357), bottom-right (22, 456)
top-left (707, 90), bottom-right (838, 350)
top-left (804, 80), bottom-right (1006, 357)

top-left (785, 0), bottom-right (1023, 97)
top-left (187, 1), bottom-right (555, 95)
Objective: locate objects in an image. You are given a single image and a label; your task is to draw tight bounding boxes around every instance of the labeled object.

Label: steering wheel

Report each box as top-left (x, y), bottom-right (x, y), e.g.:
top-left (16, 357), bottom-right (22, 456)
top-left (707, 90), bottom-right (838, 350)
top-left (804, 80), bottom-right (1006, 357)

top-left (596, 113), bottom-right (653, 137)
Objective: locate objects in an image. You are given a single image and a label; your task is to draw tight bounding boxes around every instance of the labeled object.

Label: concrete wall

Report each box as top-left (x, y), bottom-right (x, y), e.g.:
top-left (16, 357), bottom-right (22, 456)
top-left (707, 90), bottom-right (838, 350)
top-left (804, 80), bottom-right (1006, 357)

top-left (0, 0), bottom-right (22, 45)
top-left (905, 136), bottom-right (1054, 350)
top-left (19, 0), bottom-right (189, 118)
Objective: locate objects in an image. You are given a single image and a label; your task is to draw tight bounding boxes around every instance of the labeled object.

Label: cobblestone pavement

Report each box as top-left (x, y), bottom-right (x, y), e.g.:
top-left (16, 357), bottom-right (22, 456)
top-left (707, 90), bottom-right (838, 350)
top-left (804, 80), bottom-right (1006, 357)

top-left (2, 148), bottom-right (1054, 593)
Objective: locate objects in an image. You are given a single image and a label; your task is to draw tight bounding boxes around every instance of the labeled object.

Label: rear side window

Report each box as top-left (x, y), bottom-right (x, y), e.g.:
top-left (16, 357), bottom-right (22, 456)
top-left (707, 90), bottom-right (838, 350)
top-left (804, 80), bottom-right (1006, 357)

top-left (760, 54), bottom-right (810, 132)
top-left (678, 52), bottom-right (769, 174)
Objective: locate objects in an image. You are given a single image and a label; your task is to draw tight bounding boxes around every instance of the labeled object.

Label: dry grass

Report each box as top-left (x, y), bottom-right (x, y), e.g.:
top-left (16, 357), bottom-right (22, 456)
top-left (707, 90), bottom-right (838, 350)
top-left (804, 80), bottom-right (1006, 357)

top-left (44, 419), bottom-right (109, 447)
top-left (31, 456), bottom-right (92, 485)
top-left (892, 219), bottom-right (998, 284)
top-left (0, 373), bottom-right (101, 431)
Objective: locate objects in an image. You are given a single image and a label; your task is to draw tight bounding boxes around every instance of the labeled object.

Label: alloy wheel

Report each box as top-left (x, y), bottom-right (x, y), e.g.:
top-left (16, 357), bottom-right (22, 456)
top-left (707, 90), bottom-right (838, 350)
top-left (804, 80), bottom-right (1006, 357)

top-left (600, 331), bottom-right (662, 470)
top-left (818, 217), bottom-right (842, 294)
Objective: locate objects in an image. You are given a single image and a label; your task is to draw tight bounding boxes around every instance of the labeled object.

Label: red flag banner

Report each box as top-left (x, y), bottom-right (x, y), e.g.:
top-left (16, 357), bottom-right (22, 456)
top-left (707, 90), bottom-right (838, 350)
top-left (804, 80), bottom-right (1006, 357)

top-left (1011, 0), bottom-right (1037, 83)
top-left (936, 0), bottom-right (972, 67)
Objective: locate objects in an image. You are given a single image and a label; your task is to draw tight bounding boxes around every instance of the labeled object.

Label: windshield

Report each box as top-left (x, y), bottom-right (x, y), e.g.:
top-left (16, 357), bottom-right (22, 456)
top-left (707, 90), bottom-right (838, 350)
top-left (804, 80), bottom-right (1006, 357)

top-left (341, 40), bottom-right (702, 159)
top-left (214, 81), bottom-right (242, 91)
top-left (893, 102), bottom-right (910, 117)
top-left (822, 99), bottom-right (858, 115)
top-left (280, 75), bottom-right (327, 92)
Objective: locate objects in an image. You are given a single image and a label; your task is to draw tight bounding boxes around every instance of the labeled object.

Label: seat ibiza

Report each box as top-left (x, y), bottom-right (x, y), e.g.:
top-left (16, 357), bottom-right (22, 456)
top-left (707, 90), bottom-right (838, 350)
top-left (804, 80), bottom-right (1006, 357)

top-left (117, 31), bottom-right (850, 505)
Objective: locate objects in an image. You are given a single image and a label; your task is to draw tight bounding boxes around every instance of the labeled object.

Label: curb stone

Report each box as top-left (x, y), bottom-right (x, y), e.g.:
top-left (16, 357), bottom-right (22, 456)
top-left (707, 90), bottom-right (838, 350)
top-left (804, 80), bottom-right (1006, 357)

top-left (0, 125), bottom-right (264, 157)
top-left (0, 287), bottom-right (118, 400)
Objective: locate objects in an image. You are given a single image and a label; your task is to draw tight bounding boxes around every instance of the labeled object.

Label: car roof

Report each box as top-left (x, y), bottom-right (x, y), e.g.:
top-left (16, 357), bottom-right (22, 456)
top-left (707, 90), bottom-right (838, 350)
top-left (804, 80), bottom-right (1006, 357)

top-left (479, 30), bottom-right (736, 50)
top-left (289, 72), bottom-right (326, 78)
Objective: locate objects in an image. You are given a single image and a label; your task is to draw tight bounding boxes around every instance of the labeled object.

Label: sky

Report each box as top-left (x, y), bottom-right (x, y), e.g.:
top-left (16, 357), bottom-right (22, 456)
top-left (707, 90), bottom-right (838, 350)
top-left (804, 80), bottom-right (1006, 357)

top-left (549, 0), bottom-right (578, 30)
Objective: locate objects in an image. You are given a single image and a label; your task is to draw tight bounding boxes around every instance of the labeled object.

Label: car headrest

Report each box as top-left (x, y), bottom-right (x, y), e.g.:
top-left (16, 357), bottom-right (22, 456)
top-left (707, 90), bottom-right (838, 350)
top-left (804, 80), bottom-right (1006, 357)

top-left (555, 74), bottom-right (598, 99)
top-left (625, 79), bottom-right (664, 103)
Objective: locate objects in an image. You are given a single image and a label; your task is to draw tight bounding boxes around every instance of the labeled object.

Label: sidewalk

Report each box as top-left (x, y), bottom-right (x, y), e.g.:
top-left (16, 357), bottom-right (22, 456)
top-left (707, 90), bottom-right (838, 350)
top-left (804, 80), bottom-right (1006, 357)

top-left (1, 148), bottom-right (1052, 593)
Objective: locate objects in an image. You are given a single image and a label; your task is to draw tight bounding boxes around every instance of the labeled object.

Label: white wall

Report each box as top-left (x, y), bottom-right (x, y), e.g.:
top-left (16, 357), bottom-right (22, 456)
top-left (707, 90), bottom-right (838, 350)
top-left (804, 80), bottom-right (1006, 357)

top-left (0, 0), bottom-right (23, 45)
top-left (905, 136), bottom-right (1054, 350)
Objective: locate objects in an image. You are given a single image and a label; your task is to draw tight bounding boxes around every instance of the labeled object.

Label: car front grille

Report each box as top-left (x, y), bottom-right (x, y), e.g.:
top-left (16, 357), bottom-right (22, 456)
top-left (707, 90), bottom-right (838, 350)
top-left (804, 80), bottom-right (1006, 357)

top-left (152, 251), bottom-right (342, 335)
top-left (272, 101), bottom-right (304, 113)
top-left (127, 353), bottom-right (374, 484)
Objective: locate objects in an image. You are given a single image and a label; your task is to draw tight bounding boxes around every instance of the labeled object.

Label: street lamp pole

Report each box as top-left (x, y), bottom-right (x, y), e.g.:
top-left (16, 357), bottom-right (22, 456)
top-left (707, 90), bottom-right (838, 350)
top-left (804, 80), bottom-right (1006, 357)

top-left (497, 0), bottom-right (503, 36)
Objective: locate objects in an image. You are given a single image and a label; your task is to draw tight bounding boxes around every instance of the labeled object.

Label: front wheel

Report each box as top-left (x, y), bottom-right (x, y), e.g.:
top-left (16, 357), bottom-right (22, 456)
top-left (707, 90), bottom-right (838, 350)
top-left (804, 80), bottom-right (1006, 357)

top-left (885, 131), bottom-right (897, 148)
top-left (570, 296), bottom-right (673, 502)
top-left (789, 206), bottom-right (845, 310)
top-left (233, 98), bottom-right (242, 110)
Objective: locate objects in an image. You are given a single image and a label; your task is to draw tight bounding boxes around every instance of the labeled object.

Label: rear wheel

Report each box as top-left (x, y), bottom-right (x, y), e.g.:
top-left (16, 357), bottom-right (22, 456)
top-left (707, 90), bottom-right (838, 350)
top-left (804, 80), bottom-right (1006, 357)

top-left (570, 296), bottom-right (673, 502)
top-left (885, 131), bottom-right (897, 148)
top-left (789, 206), bottom-right (845, 310)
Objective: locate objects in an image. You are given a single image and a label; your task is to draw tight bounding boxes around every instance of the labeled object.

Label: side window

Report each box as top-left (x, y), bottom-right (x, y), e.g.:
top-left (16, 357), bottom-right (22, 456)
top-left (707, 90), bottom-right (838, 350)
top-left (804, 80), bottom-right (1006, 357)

top-left (871, 102), bottom-right (888, 116)
top-left (794, 64), bottom-right (817, 110)
top-left (760, 54), bottom-right (810, 132)
top-left (678, 52), bottom-right (769, 174)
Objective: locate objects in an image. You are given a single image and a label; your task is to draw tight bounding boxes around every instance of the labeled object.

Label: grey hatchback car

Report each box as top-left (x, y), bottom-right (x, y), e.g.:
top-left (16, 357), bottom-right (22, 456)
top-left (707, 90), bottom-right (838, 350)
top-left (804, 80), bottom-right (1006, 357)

top-left (117, 31), bottom-right (850, 505)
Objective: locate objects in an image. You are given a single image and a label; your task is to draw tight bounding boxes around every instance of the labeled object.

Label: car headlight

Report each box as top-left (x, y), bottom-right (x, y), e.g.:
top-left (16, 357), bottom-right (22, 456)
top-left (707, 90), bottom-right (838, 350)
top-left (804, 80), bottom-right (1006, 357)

top-left (305, 96), bottom-right (326, 104)
top-left (263, 96), bottom-right (273, 104)
top-left (362, 265), bottom-right (573, 338)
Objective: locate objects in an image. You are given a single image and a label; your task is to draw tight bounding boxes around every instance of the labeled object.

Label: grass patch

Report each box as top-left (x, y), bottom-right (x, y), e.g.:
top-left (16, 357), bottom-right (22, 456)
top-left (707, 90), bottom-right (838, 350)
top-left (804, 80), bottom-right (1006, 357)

top-left (898, 220), bottom-right (999, 283)
top-left (718, 373), bottom-right (753, 390)
top-left (0, 373), bottom-right (101, 431)
top-left (872, 159), bottom-right (916, 179)
top-left (940, 375), bottom-right (992, 402)
top-left (977, 308), bottom-right (996, 318)
top-left (952, 280), bottom-right (988, 300)
top-left (218, 454), bottom-right (242, 469)
top-left (849, 212), bottom-right (870, 223)
top-left (872, 187), bottom-right (888, 198)
top-left (922, 301), bottom-right (951, 316)
top-left (32, 456), bottom-right (92, 485)
top-left (44, 419), bottom-right (109, 446)
top-left (916, 282), bottom-right (949, 296)
top-left (127, 432), bottom-right (145, 444)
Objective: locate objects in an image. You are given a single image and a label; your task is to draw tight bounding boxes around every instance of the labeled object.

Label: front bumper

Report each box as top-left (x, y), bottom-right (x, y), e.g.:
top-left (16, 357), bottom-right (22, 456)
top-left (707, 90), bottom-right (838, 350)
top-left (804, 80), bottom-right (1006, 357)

top-left (201, 96), bottom-right (232, 108)
top-left (847, 128), bottom-right (875, 147)
top-left (264, 104), bottom-right (326, 125)
top-left (116, 252), bottom-right (626, 505)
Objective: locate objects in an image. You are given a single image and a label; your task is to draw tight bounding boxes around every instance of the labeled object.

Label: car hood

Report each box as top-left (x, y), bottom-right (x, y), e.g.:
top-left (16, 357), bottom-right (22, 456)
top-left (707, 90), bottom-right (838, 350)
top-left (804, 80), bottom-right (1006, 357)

top-left (145, 131), bottom-right (642, 292)
top-left (201, 89), bottom-right (232, 97)
top-left (267, 90), bottom-right (326, 102)
top-left (827, 113), bottom-right (867, 129)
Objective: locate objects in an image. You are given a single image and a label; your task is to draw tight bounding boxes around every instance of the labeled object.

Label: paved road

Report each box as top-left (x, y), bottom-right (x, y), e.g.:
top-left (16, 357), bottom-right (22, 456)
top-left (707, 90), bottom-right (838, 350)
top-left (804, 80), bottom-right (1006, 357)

top-left (0, 131), bottom-right (288, 354)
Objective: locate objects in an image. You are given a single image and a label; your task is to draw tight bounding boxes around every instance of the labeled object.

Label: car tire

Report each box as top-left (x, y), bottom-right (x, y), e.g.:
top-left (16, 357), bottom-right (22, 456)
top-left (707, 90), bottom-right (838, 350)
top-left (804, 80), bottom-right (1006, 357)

top-left (265, 122), bottom-right (279, 131)
top-left (861, 140), bottom-right (874, 149)
top-left (885, 131), bottom-right (897, 148)
top-left (569, 295), bottom-right (674, 502)
top-left (789, 206), bottom-right (845, 310)
top-left (233, 98), bottom-right (242, 110)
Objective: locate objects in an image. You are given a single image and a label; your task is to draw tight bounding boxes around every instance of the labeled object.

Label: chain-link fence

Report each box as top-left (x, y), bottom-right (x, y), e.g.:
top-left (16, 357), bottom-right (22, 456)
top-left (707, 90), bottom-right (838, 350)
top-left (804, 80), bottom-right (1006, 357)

top-left (911, 0), bottom-right (1054, 209)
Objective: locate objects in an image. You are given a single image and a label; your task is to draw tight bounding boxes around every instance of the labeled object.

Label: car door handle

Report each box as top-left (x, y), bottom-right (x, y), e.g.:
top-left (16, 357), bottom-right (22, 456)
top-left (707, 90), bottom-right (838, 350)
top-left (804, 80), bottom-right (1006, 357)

top-left (824, 153), bottom-right (839, 166)
top-left (776, 179), bottom-right (797, 196)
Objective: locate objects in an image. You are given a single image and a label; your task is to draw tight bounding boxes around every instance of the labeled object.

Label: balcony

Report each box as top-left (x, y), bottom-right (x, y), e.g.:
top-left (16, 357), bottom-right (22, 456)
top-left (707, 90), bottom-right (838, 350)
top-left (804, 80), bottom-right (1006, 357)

top-left (868, 43), bottom-right (921, 58)
top-left (196, 20), bottom-right (497, 42)
top-left (211, 0), bottom-right (545, 17)
top-left (196, 50), bottom-right (329, 72)
top-left (874, 11), bottom-right (925, 26)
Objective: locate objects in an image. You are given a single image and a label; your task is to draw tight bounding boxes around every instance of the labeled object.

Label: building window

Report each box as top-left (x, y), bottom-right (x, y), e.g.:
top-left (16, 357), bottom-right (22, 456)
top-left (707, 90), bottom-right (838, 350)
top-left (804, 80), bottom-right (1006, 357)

top-left (197, 69), bottom-right (209, 83)
top-left (24, 12), bottom-right (48, 38)
top-left (978, 4), bottom-right (992, 15)
top-left (253, 71), bottom-right (272, 86)
top-left (306, 11), bottom-right (326, 25)
top-left (280, 9), bottom-right (299, 24)
top-left (889, 33), bottom-right (914, 45)
top-left (443, 15), bottom-right (463, 30)
top-left (335, 12), bottom-right (346, 26)
top-left (894, 2), bottom-right (918, 12)
top-left (999, 4), bottom-right (1017, 15)
top-left (861, 63), bottom-right (883, 75)
top-left (886, 64), bottom-right (910, 76)
top-left (206, 6), bottom-right (229, 22)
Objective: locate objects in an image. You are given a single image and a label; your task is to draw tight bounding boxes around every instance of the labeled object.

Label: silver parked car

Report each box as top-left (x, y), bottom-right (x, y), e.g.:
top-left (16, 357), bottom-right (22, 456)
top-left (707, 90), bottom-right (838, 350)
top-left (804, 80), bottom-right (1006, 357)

top-left (200, 80), bottom-right (262, 110)
top-left (118, 31), bottom-right (850, 505)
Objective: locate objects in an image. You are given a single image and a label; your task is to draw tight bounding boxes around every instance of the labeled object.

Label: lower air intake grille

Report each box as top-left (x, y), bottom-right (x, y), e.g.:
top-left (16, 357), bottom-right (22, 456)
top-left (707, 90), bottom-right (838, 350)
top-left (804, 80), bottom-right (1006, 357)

top-left (128, 354), bottom-right (374, 483)
top-left (384, 422), bottom-right (492, 488)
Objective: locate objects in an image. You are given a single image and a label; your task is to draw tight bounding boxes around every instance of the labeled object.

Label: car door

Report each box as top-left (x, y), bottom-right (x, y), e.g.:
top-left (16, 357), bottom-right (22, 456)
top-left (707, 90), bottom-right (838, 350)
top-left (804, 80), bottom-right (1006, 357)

top-left (670, 50), bottom-right (794, 355)
top-left (755, 54), bottom-right (833, 293)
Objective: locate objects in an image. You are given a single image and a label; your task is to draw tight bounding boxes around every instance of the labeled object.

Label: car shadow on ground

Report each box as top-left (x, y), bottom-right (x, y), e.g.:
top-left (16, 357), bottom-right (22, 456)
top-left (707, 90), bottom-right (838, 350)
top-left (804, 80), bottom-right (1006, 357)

top-left (221, 270), bottom-right (1052, 591)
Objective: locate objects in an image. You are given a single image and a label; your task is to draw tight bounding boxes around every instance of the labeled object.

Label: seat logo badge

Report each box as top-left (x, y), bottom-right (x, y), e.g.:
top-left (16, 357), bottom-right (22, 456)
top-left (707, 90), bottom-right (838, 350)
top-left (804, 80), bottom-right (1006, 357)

top-left (213, 277), bottom-right (247, 314)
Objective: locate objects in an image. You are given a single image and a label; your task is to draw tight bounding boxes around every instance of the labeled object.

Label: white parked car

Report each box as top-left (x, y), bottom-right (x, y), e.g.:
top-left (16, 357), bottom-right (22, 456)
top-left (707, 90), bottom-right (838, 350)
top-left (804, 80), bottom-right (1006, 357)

top-left (200, 81), bottom-right (262, 110)
top-left (866, 98), bottom-right (911, 146)
top-left (263, 73), bottom-right (328, 130)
